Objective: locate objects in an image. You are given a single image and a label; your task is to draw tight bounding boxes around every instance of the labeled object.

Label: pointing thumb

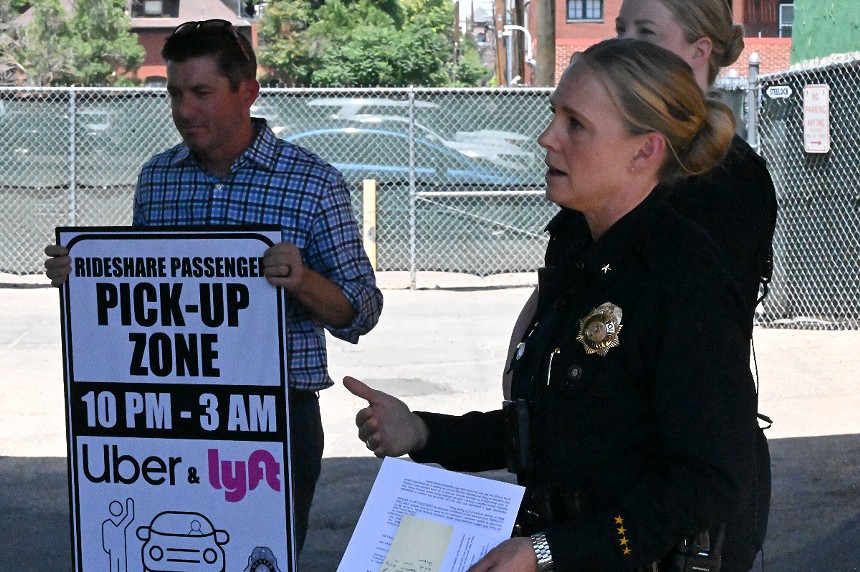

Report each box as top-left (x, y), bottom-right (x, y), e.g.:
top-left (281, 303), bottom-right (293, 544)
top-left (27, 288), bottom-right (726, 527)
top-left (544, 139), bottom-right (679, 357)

top-left (343, 376), bottom-right (379, 404)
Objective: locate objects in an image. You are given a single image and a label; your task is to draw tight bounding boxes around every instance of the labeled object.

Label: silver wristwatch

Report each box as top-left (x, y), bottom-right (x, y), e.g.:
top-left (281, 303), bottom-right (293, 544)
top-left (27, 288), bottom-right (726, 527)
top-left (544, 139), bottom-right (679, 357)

top-left (531, 532), bottom-right (554, 571)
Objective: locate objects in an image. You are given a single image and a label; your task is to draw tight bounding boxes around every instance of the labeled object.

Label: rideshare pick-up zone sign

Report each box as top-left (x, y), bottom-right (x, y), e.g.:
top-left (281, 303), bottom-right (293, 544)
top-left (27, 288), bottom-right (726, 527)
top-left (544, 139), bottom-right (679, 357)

top-left (57, 226), bottom-right (296, 572)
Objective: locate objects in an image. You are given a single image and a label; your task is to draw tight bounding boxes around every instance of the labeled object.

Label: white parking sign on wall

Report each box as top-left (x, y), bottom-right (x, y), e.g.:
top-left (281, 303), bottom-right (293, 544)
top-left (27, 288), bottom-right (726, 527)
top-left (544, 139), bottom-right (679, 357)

top-left (57, 226), bottom-right (295, 572)
top-left (803, 84), bottom-right (831, 153)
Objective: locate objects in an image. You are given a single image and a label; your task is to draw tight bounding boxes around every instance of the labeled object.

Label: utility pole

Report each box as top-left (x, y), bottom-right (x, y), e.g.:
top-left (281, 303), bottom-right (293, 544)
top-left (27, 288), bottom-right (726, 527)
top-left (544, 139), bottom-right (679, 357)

top-left (534, 0), bottom-right (556, 86)
top-left (510, 0), bottom-right (524, 84)
top-left (453, 1), bottom-right (460, 83)
top-left (494, 0), bottom-right (508, 85)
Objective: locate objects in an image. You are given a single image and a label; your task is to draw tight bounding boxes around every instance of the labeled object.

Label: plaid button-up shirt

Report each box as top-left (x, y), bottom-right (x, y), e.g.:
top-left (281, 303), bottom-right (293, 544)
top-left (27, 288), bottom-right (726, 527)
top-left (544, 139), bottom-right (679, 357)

top-left (134, 119), bottom-right (383, 391)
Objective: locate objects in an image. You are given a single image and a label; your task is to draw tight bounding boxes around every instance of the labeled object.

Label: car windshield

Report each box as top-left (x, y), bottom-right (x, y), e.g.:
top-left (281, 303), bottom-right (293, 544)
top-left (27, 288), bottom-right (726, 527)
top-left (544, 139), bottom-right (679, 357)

top-left (150, 512), bottom-right (215, 536)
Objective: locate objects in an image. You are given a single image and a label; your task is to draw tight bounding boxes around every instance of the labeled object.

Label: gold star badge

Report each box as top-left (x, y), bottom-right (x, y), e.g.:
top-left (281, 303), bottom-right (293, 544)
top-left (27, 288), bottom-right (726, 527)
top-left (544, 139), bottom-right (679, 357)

top-left (577, 302), bottom-right (623, 356)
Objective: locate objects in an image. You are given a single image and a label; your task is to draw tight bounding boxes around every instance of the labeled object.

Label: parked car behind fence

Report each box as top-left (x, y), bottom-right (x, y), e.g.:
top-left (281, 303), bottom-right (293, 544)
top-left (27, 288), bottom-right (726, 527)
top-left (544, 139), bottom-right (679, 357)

top-left (2, 88), bottom-right (556, 277)
top-left (285, 125), bottom-right (550, 274)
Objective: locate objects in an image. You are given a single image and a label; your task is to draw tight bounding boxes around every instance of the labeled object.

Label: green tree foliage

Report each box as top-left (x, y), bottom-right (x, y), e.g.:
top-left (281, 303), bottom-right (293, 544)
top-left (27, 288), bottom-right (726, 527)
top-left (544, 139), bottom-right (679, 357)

top-left (256, 0), bottom-right (316, 86)
top-left (13, 0), bottom-right (144, 85)
top-left (454, 33), bottom-right (491, 86)
top-left (0, 0), bottom-right (30, 19)
top-left (0, 0), bottom-right (23, 74)
top-left (15, 0), bottom-right (72, 85)
top-left (258, 0), bottom-right (490, 87)
top-left (61, 0), bottom-right (145, 85)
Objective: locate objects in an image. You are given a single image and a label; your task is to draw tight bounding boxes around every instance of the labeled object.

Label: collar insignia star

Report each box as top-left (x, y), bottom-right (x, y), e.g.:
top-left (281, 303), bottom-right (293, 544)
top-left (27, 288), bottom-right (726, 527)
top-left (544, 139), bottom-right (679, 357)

top-left (601, 264), bottom-right (611, 273)
top-left (577, 302), bottom-right (623, 356)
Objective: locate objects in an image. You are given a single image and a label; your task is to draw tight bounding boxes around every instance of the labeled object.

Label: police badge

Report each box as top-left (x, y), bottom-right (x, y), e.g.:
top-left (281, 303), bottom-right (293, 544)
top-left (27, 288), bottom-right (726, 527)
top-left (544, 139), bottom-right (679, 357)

top-left (577, 302), bottom-right (623, 356)
top-left (243, 546), bottom-right (283, 572)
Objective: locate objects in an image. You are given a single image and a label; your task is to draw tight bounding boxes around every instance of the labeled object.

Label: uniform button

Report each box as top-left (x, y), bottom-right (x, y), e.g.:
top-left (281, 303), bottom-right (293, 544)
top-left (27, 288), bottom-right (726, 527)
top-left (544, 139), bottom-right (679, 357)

top-left (567, 365), bottom-right (583, 380)
top-left (214, 184), bottom-right (224, 190)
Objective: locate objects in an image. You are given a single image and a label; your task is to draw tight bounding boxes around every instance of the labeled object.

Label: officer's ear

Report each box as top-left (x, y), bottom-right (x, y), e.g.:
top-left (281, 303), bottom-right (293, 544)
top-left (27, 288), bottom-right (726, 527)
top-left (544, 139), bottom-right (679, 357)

top-left (629, 132), bottom-right (666, 175)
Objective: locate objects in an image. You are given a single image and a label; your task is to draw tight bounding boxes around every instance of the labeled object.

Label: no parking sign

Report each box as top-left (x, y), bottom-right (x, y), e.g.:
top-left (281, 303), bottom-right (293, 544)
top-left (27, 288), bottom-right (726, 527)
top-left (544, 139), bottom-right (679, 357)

top-left (803, 84), bottom-right (831, 153)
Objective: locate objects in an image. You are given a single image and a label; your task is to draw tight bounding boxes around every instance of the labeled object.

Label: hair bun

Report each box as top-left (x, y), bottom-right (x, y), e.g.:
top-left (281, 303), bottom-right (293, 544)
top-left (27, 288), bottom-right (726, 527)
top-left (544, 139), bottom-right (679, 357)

top-left (721, 24), bottom-right (745, 67)
top-left (675, 99), bottom-right (735, 179)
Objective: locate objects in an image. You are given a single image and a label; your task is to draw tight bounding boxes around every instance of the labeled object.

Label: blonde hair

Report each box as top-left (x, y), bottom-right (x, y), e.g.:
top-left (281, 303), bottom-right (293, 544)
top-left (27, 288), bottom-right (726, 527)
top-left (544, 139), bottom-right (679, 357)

top-left (657, 0), bottom-right (745, 85)
top-left (579, 38), bottom-right (735, 183)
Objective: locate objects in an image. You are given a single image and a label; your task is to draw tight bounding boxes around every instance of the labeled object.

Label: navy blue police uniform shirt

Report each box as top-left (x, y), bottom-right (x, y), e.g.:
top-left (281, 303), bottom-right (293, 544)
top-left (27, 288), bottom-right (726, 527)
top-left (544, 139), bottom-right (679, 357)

top-left (538, 134), bottom-right (777, 569)
top-left (546, 135), bottom-right (778, 333)
top-left (410, 191), bottom-right (759, 570)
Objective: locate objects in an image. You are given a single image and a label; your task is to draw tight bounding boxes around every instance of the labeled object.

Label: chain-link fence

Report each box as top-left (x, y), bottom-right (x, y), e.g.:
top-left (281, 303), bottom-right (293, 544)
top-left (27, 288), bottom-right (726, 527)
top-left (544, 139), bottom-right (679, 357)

top-left (2, 75), bottom-right (859, 328)
top-left (0, 86), bottom-right (554, 279)
top-left (0, 88), bottom-right (177, 274)
top-left (755, 55), bottom-right (860, 329)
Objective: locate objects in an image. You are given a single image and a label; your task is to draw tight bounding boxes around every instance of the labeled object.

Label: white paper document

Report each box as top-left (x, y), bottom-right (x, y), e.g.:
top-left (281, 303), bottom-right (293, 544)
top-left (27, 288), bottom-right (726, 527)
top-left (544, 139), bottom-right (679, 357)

top-left (337, 457), bottom-right (525, 572)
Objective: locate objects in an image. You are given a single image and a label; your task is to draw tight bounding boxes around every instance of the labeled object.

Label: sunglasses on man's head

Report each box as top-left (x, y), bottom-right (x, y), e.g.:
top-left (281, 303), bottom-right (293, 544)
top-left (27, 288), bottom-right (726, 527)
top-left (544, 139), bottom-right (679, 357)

top-left (171, 19), bottom-right (253, 62)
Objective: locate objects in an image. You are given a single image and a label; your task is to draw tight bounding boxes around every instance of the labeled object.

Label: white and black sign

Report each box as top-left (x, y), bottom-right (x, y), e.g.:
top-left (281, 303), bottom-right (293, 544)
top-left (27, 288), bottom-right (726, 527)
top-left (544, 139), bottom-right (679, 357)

top-left (766, 85), bottom-right (793, 99)
top-left (58, 227), bottom-right (295, 572)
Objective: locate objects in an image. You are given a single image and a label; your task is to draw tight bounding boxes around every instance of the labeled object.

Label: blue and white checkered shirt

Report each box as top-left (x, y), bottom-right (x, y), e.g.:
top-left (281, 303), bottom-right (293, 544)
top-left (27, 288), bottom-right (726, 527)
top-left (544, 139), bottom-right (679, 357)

top-left (134, 119), bottom-right (383, 391)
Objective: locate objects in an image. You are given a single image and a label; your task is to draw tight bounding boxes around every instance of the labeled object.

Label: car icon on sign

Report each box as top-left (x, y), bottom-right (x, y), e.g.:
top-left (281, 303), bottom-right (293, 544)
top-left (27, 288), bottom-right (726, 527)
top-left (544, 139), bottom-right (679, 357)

top-left (136, 511), bottom-right (230, 572)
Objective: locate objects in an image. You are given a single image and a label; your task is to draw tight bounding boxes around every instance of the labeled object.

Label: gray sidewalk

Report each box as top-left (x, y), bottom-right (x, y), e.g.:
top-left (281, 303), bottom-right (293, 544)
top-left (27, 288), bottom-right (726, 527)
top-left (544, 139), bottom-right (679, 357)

top-left (1, 277), bottom-right (859, 570)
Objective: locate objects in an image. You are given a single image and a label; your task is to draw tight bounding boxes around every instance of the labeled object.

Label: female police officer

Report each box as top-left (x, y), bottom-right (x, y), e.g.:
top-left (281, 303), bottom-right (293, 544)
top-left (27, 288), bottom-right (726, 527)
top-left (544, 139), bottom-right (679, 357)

top-left (503, 3), bottom-right (775, 567)
top-left (345, 38), bottom-right (758, 571)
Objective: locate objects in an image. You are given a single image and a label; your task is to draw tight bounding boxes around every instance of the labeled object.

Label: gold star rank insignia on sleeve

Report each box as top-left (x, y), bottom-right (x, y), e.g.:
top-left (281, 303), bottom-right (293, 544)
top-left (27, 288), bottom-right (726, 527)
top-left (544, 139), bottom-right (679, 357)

top-left (577, 302), bottom-right (623, 356)
top-left (614, 515), bottom-right (632, 556)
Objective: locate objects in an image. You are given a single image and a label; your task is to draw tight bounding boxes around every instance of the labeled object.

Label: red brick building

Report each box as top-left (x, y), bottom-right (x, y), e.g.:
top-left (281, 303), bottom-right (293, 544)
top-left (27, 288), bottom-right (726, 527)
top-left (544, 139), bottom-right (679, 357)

top-left (130, 0), bottom-right (252, 85)
top-left (10, 0), bottom-right (253, 86)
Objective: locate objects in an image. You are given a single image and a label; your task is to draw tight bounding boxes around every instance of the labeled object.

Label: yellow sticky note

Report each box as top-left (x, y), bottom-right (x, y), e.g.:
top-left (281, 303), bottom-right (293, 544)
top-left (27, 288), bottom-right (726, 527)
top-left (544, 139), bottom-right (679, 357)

top-left (381, 514), bottom-right (454, 572)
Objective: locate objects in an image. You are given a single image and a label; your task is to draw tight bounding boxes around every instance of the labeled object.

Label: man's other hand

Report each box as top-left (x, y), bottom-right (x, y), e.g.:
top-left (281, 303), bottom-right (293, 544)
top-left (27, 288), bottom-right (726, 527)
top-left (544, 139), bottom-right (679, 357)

top-left (44, 244), bottom-right (71, 287)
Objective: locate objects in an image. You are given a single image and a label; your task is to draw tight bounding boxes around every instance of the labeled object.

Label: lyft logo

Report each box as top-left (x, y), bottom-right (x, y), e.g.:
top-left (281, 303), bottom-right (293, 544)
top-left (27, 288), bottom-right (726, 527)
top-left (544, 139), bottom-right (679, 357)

top-left (207, 449), bottom-right (281, 502)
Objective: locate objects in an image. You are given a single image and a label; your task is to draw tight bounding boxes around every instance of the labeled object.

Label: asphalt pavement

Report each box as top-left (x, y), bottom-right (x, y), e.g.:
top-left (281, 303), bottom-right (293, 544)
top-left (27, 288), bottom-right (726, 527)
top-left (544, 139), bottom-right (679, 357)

top-left (1, 272), bottom-right (858, 571)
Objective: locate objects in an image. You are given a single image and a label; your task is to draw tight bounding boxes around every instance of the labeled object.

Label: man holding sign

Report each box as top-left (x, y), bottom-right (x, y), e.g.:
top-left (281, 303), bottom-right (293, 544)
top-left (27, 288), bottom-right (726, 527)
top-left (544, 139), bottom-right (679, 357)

top-left (45, 19), bottom-right (383, 555)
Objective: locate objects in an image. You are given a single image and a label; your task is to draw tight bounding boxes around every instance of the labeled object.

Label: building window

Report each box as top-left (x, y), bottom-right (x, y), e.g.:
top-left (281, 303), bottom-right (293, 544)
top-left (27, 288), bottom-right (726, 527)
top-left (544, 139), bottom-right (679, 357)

top-left (779, 2), bottom-right (794, 38)
top-left (130, 0), bottom-right (179, 17)
top-left (567, 0), bottom-right (603, 21)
